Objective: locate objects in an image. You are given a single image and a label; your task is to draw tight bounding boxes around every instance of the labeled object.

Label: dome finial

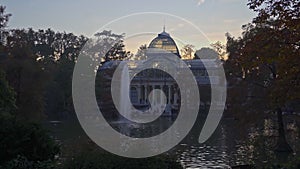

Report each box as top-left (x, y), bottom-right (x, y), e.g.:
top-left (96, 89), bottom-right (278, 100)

top-left (163, 19), bottom-right (166, 32)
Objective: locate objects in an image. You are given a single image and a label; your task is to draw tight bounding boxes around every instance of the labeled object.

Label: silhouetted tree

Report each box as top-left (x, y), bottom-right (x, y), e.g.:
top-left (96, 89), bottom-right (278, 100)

top-left (194, 47), bottom-right (218, 60)
top-left (0, 5), bottom-right (11, 45)
top-left (211, 41), bottom-right (227, 61)
top-left (226, 0), bottom-right (300, 152)
top-left (181, 44), bottom-right (195, 59)
top-left (135, 44), bottom-right (148, 60)
top-left (93, 30), bottom-right (131, 62)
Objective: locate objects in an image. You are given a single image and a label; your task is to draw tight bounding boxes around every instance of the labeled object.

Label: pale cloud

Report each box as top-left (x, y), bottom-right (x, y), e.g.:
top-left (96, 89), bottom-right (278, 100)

top-left (197, 0), bottom-right (240, 5)
top-left (223, 19), bottom-right (237, 24)
top-left (197, 0), bottom-right (205, 6)
top-left (177, 23), bottom-right (185, 28)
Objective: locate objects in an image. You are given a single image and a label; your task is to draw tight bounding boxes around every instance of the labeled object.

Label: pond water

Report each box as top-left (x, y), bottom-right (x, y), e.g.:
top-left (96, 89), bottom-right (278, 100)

top-left (110, 116), bottom-right (255, 168)
top-left (175, 119), bottom-right (255, 168)
top-left (47, 113), bottom-right (300, 168)
top-left (172, 115), bottom-right (299, 168)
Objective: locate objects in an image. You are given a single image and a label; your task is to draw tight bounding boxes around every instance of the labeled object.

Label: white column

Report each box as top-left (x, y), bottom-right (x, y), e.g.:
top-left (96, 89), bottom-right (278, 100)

top-left (174, 88), bottom-right (177, 105)
top-left (160, 85), bottom-right (163, 104)
top-left (152, 85), bottom-right (155, 105)
top-left (137, 85), bottom-right (141, 104)
top-left (145, 85), bottom-right (148, 103)
top-left (168, 85), bottom-right (171, 104)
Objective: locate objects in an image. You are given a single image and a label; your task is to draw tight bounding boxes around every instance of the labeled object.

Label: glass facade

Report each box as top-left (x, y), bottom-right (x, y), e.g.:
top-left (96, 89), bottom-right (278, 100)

top-left (148, 31), bottom-right (180, 57)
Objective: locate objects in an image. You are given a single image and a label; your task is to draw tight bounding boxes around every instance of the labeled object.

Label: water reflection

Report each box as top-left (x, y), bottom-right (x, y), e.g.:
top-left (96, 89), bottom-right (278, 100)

top-left (177, 144), bottom-right (231, 168)
top-left (176, 115), bottom-right (299, 168)
top-left (48, 113), bottom-right (299, 168)
top-left (174, 119), bottom-right (253, 168)
top-left (109, 114), bottom-right (299, 168)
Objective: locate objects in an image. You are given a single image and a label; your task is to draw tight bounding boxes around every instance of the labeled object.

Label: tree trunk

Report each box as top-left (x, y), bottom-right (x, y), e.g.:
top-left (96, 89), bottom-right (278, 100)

top-left (274, 107), bottom-right (293, 153)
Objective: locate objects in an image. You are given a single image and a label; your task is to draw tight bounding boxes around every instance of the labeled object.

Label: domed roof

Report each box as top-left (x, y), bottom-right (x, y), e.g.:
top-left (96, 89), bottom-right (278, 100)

top-left (148, 27), bottom-right (180, 57)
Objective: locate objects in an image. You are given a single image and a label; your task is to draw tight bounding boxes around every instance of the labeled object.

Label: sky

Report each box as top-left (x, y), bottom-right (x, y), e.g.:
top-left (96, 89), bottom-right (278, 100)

top-left (1, 0), bottom-right (256, 53)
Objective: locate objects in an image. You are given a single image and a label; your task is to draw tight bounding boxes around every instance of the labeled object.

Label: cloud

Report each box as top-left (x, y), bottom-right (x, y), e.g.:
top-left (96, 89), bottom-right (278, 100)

top-left (197, 0), bottom-right (205, 6)
top-left (177, 23), bottom-right (185, 28)
top-left (223, 19), bottom-right (237, 24)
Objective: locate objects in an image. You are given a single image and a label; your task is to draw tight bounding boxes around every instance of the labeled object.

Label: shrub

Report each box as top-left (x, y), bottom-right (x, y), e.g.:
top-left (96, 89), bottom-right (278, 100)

top-left (0, 155), bottom-right (56, 169)
top-left (0, 119), bottom-right (60, 164)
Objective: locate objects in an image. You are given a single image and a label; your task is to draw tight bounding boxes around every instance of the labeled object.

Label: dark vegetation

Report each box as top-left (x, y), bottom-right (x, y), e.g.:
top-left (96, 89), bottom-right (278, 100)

top-left (0, 5), bottom-right (183, 169)
top-left (0, 0), bottom-right (300, 168)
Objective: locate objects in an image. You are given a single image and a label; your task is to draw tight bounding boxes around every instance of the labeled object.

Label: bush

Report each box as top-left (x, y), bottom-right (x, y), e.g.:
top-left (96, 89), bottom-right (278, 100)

top-left (0, 69), bottom-right (60, 165)
top-left (0, 155), bottom-right (56, 169)
top-left (0, 120), bottom-right (60, 164)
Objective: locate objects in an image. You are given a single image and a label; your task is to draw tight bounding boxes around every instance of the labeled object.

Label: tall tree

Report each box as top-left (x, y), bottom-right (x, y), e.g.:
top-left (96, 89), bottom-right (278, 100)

top-left (135, 44), bottom-right (148, 60)
top-left (181, 44), bottom-right (195, 59)
top-left (0, 70), bottom-right (59, 165)
top-left (226, 0), bottom-right (300, 152)
top-left (211, 41), bottom-right (228, 61)
top-left (2, 30), bottom-right (47, 121)
top-left (0, 69), bottom-right (16, 116)
top-left (194, 47), bottom-right (218, 60)
top-left (93, 30), bottom-right (131, 62)
top-left (0, 7), bottom-right (59, 162)
top-left (0, 5), bottom-right (11, 45)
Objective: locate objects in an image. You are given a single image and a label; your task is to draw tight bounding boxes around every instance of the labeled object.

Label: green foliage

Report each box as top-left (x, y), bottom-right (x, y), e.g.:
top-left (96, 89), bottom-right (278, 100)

top-left (135, 44), bottom-right (148, 60)
top-left (181, 44), bottom-right (195, 59)
top-left (0, 5), bottom-right (11, 45)
top-left (94, 30), bottom-right (131, 62)
top-left (0, 155), bottom-right (56, 169)
top-left (0, 6), bottom-right (11, 30)
top-left (1, 5), bottom-right (129, 121)
top-left (194, 47), bottom-right (218, 60)
top-left (2, 56), bottom-right (48, 121)
top-left (258, 155), bottom-right (300, 169)
top-left (0, 68), bottom-right (59, 166)
top-left (0, 118), bottom-right (60, 164)
top-left (226, 0), bottom-right (300, 107)
top-left (63, 151), bottom-right (182, 169)
top-left (45, 56), bottom-right (76, 119)
top-left (1, 5), bottom-right (180, 169)
top-left (0, 70), bottom-right (16, 114)
top-left (248, 0), bottom-right (300, 23)
top-left (224, 0), bottom-right (300, 159)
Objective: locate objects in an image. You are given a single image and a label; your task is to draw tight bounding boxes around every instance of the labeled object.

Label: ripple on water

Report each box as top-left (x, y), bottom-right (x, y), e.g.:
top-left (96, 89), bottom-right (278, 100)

top-left (176, 142), bottom-right (251, 169)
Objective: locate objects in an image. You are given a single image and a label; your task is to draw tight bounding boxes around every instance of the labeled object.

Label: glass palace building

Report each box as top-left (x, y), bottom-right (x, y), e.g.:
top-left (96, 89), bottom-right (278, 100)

top-left (99, 29), bottom-right (225, 116)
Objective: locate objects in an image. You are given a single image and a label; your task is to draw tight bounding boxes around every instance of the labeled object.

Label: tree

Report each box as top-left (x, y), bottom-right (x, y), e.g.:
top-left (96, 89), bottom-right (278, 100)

top-left (1, 29), bottom-right (48, 121)
top-left (0, 5), bottom-right (11, 45)
top-left (0, 69), bottom-right (59, 166)
top-left (211, 41), bottom-right (228, 61)
top-left (135, 44), bottom-right (148, 60)
top-left (194, 47), bottom-right (218, 60)
top-left (93, 30), bottom-right (131, 62)
top-left (180, 44), bottom-right (195, 59)
top-left (0, 21), bottom-right (88, 120)
top-left (0, 69), bottom-right (16, 125)
top-left (43, 31), bottom-right (87, 118)
top-left (226, 0), bottom-right (300, 152)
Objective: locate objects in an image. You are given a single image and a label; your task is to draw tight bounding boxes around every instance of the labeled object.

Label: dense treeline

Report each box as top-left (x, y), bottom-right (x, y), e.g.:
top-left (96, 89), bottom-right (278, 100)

top-left (0, 5), bottom-right (86, 167)
top-left (0, 9), bottom-right (133, 121)
top-left (223, 1), bottom-right (300, 167)
top-left (1, 28), bottom-right (87, 121)
top-left (0, 5), bottom-right (183, 168)
top-left (0, 0), bottom-right (300, 168)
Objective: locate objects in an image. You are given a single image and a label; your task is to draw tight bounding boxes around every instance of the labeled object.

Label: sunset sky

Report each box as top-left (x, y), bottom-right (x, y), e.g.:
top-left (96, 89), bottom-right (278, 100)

top-left (2, 0), bottom-right (256, 53)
